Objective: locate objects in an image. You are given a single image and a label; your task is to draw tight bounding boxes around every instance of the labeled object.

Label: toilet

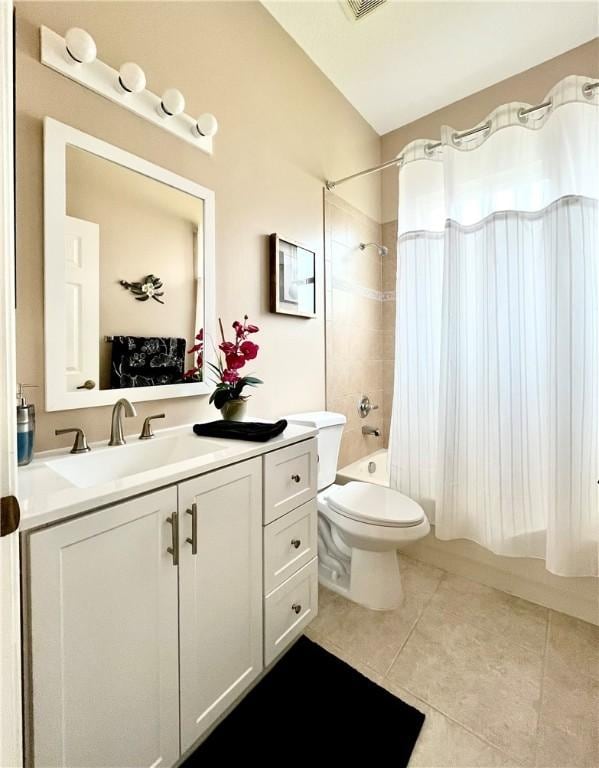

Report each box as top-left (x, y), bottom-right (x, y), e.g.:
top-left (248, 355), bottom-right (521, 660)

top-left (286, 411), bottom-right (430, 611)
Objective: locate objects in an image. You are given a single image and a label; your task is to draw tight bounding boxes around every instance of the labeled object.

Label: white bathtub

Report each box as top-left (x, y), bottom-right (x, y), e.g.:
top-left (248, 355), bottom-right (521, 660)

top-left (336, 449), bottom-right (389, 487)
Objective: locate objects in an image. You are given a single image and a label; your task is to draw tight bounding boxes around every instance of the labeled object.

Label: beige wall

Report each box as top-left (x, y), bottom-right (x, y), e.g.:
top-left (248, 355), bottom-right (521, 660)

top-left (17, 1), bottom-right (594, 456)
top-left (381, 38), bottom-right (599, 222)
top-left (66, 146), bottom-right (202, 388)
top-left (324, 192), bottom-right (384, 467)
top-left (15, 1), bottom-right (381, 451)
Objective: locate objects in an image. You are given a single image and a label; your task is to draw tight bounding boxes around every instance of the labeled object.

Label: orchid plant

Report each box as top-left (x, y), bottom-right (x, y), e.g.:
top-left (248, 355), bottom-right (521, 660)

top-left (185, 316), bottom-right (263, 410)
top-left (184, 329), bottom-right (204, 382)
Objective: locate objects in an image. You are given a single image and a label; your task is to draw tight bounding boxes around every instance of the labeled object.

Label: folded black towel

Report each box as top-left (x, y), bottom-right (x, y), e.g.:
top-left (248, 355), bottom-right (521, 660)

top-left (193, 419), bottom-right (288, 442)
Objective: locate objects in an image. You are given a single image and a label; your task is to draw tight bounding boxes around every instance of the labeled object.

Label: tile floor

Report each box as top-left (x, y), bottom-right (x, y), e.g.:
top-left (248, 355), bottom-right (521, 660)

top-left (305, 555), bottom-right (599, 768)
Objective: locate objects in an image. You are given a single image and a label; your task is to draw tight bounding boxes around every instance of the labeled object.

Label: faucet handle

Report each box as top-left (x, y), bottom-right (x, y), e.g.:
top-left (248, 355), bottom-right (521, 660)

top-left (358, 395), bottom-right (379, 418)
top-left (139, 413), bottom-right (165, 440)
top-left (55, 427), bottom-right (91, 454)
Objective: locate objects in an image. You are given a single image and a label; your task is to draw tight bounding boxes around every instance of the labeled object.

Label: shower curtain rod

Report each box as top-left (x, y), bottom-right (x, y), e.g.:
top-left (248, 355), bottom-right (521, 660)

top-left (325, 80), bottom-right (599, 191)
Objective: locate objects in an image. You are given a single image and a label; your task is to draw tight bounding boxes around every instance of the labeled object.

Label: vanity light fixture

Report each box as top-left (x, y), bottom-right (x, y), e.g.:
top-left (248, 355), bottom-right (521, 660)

top-left (64, 27), bottom-right (96, 64)
top-left (41, 26), bottom-right (215, 153)
top-left (194, 113), bottom-right (219, 138)
top-left (159, 88), bottom-right (185, 118)
top-left (118, 62), bottom-right (146, 94)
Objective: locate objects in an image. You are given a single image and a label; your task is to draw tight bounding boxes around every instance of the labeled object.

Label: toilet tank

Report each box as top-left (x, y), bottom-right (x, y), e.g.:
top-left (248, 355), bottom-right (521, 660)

top-left (286, 411), bottom-right (346, 490)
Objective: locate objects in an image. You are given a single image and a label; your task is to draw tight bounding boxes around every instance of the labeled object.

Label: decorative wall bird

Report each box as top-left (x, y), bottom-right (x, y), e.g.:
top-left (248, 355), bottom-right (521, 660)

top-left (120, 274), bottom-right (165, 304)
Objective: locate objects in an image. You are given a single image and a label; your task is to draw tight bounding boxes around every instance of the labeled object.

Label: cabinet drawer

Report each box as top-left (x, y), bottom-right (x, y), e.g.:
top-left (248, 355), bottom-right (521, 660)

top-left (264, 557), bottom-right (318, 666)
top-left (263, 438), bottom-right (317, 524)
top-left (264, 499), bottom-right (317, 594)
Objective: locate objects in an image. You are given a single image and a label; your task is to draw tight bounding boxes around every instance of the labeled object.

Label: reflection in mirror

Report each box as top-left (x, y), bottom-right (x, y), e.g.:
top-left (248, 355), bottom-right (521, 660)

top-left (64, 146), bottom-right (204, 391)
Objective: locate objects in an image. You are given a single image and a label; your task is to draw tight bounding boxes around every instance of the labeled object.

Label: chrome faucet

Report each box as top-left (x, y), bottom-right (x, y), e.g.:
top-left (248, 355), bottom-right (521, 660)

top-left (358, 394), bottom-right (379, 419)
top-left (109, 398), bottom-right (137, 446)
top-left (362, 425), bottom-right (380, 437)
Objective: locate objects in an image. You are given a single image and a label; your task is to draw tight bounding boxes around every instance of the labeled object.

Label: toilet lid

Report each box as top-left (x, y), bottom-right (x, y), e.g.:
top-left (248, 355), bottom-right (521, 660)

top-left (327, 482), bottom-right (425, 528)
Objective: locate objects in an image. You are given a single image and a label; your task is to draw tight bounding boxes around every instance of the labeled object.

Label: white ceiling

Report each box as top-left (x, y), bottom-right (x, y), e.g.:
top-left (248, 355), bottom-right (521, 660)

top-left (262, 1), bottom-right (598, 135)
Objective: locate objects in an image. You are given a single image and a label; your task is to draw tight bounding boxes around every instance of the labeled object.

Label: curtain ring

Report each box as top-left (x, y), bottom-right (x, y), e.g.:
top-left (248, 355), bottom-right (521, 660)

top-left (517, 107), bottom-right (528, 124)
top-left (582, 82), bottom-right (597, 99)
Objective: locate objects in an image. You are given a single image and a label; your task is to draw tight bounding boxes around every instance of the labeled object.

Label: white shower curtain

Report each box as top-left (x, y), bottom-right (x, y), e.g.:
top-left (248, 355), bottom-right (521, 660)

top-left (389, 76), bottom-right (599, 577)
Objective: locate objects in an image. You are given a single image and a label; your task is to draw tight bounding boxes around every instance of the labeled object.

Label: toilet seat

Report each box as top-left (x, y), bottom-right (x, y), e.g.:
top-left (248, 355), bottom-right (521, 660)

top-left (326, 481), bottom-right (425, 528)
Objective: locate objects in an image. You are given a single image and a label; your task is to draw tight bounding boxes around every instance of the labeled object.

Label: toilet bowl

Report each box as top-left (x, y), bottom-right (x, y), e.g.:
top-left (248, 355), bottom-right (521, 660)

top-left (286, 411), bottom-right (430, 611)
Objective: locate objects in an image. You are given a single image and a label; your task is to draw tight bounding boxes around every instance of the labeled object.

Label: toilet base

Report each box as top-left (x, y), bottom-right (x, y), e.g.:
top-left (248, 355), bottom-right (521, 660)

top-left (319, 548), bottom-right (403, 611)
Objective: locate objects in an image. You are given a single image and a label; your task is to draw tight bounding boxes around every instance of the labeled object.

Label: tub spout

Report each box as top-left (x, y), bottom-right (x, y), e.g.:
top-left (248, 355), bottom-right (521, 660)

top-left (362, 425), bottom-right (380, 437)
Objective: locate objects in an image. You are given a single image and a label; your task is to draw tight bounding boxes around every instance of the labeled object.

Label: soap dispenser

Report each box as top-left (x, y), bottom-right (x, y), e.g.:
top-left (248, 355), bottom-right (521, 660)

top-left (16, 384), bottom-right (36, 466)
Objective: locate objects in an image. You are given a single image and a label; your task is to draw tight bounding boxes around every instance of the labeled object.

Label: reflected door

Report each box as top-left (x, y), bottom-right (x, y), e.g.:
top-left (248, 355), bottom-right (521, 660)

top-left (64, 215), bottom-right (99, 392)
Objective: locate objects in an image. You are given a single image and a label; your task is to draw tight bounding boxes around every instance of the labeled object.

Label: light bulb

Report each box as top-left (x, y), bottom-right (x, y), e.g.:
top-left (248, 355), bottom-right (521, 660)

top-left (65, 27), bottom-right (96, 64)
top-left (118, 62), bottom-right (146, 94)
top-left (159, 88), bottom-right (185, 117)
top-left (194, 113), bottom-right (218, 138)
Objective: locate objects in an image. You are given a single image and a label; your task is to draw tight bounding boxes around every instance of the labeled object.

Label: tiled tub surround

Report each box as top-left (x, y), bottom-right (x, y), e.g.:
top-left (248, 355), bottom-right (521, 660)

top-left (307, 554), bottom-right (599, 768)
top-left (324, 192), bottom-right (390, 466)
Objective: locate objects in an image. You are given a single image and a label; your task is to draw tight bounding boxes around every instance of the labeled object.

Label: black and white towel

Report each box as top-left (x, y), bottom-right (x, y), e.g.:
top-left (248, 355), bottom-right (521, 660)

top-left (110, 336), bottom-right (186, 388)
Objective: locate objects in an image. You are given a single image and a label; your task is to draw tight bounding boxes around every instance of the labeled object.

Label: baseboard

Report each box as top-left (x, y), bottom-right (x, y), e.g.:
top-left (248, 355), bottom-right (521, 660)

top-left (404, 530), bottom-right (599, 626)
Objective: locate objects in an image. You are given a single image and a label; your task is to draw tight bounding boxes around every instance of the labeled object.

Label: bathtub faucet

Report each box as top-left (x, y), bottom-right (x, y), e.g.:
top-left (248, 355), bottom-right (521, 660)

top-left (362, 425), bottom-right (380, 437)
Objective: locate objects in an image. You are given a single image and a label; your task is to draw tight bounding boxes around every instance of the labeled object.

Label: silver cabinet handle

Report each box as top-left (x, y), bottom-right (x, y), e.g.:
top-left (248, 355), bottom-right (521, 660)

top-left (292, 603), bottom-right (302, 614)
top-left (166, 512), bottom-right (179, 566)
top-left (186, 503), bottom-right (198, 555)
top-left (291, 539), bottom-right (301, 549)
top-left (291, 474), bottom-right (301, 483)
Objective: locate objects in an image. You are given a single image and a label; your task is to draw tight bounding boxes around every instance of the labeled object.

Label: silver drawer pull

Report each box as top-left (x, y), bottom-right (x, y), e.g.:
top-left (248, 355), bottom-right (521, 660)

top-left (166, 512), bottom-right (179, 566)
top-left (291, 539), bottom-right (301, 549)
top-left (291, 474), bottom-right (301, 483)
top-left (186, 503), bottom-right (198, 555)
top-left (291, 603), bottom-right (302, 615)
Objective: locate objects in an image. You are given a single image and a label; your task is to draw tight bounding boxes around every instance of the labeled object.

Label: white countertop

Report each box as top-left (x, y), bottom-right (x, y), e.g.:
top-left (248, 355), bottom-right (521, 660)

top-left (18, 422), bottom-right (316, 532)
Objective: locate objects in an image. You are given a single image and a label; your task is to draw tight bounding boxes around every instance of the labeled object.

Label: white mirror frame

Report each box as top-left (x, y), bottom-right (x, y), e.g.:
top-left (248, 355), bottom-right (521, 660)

top-left (43, 117), bottom-right (215, 411)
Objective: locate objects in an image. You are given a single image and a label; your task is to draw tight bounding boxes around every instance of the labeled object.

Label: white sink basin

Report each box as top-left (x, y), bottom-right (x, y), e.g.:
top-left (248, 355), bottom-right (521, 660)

top-left (45, 432), bottom-right (230, 489)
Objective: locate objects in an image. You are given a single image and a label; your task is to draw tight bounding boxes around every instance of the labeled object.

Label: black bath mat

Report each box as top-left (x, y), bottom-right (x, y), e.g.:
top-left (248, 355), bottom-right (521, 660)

top-left (183, 636), bottom-right (425, 765)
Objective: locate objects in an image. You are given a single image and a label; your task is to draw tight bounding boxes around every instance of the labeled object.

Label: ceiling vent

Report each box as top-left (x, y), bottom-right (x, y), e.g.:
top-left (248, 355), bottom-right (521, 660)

top-left (341, 0), bottom-right (388, 22)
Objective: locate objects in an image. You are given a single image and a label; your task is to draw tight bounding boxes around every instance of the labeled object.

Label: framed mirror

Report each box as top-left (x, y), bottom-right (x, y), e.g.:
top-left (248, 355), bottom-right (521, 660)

top-left (269, 233), bottom-right (316, 318)
top-left (43, 118), bottom-right (215, 410)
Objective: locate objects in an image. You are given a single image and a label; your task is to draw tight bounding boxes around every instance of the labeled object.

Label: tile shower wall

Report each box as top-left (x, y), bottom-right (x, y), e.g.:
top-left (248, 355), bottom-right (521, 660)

top-left (324, 192), bottom-right (386, 467)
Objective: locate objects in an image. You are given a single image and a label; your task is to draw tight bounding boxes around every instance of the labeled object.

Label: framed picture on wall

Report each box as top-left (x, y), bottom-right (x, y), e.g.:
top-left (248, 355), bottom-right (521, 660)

top-left (269, 233), bottom-right (316, 318)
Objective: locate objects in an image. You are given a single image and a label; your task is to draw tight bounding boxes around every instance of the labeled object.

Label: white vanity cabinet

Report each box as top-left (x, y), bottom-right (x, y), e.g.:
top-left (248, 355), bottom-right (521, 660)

top-left (24, 437), bottom-right (318, 768)
top-left (28, 487), bottom-right (180, 768)
top-left (178, 458), bottom-right (263, 754)
top-left (262, 440), bottom-right (319, 665)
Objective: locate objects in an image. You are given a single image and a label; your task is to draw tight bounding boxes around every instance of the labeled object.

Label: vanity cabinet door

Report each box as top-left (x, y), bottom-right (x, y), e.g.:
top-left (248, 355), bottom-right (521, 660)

top-left (178, 458), bottom-right (263, 754)
top-left (27, 487), bottom-right (179, 768)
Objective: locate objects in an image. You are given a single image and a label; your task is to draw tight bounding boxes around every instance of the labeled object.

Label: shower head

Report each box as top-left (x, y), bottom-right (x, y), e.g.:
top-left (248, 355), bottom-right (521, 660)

top-left (359, 242), bottom-right (388, 257)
